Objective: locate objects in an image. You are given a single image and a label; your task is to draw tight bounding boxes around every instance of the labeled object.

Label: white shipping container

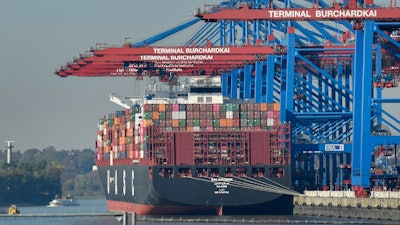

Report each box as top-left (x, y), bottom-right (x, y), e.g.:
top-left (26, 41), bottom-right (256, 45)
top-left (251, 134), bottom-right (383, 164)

top-left (140, 150), bottom-right (144, 158)
top-left (172, 111), bottom-right (186, 119)
top-left (135, 136), bottom-right (139, 144)
top-left (114, 151), bottom-right (119, 159)
top-left (226, 111), bottom-right (233, 119)
top-left (126, 121), bottom-right (131, 129)
top-left (267, 118), bottom-right (274, 126)
top-left (172, 111), bottom-right (180, 119)
top-left (179, 111), bottom-right (186, 119)
top-left (193, 126), bottom-right (200, 131)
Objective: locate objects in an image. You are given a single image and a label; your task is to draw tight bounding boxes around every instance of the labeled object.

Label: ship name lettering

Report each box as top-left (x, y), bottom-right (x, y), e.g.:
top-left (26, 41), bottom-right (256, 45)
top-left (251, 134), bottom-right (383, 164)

top-left (211, 177), bottom-right (233, 182)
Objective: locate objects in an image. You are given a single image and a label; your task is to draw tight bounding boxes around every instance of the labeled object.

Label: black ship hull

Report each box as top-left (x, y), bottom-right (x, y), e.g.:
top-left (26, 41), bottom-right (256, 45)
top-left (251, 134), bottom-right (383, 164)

top-left (97, 164), bottom-right (293, 215)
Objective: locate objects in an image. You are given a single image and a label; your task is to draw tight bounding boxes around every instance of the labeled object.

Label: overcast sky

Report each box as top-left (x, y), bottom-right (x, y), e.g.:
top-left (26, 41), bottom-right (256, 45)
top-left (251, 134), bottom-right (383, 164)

top-left (0, 0), bottom-right (219, 151)
top-left (1, 0), bottom-right (399, 152)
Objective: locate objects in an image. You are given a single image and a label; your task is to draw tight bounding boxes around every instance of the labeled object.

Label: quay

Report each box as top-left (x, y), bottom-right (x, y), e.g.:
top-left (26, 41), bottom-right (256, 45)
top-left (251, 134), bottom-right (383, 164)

top-left (294, 190), bottom-right (400, 221)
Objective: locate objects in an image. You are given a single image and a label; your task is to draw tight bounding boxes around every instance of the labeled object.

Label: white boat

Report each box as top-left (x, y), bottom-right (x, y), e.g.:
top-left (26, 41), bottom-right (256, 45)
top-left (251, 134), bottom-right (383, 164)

top-left (48, 194), bottom-right (79, 207)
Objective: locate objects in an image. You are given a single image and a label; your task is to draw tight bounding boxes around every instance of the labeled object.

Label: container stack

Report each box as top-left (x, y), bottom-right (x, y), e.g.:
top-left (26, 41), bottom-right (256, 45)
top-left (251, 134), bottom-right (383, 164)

top-left (141, 102), bottom-right (281, 132)
top-left (96, 102), bottom-right (287, 165)
top-left (96, 109), bottom-right (138, 161)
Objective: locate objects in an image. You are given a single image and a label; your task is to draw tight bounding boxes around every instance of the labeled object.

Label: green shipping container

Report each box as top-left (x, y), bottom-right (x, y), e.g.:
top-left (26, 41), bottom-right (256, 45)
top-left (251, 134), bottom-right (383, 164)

top-left (179, 119), bottom-right (186, 127)
top-left (220, 104), bottom-right (227, 111)
top-left (159, 112), bottom-right (166, 119)
top-left (144, 112), bottom-right (152, 119)
top-left (213, 119), bottom-right (220, 127)
top-left (193, 119), bottom-right (200, 127)
top-left (107, 120), bottom-right (113, 127)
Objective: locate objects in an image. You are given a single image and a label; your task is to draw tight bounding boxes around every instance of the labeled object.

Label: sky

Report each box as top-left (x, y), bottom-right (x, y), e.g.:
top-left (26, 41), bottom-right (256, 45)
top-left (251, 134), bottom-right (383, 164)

top-left (1, 0), bottom-right (399, 152)
top-left (0, 0), bottom-right (219, 151)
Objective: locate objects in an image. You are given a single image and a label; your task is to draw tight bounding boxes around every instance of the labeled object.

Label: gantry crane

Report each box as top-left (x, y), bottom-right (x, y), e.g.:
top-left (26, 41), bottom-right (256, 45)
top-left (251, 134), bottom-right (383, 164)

top-left (56, 0), bottom-right (400, 195)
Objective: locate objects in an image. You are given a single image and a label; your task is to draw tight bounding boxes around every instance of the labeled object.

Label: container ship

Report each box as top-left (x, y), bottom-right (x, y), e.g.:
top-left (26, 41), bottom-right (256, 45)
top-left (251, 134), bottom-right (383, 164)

top-left (95, 76), bottom-right (297, 215)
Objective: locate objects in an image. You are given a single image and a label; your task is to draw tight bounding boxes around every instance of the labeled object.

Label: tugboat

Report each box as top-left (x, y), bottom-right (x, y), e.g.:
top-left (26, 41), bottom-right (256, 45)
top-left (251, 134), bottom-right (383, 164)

top-left (8, 205), bottom-right (20, 214)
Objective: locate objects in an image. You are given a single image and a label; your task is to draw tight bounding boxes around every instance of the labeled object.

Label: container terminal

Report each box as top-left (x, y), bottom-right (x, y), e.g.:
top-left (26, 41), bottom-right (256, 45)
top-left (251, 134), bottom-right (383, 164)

top-left (54, 0), bottom-right (400, 219)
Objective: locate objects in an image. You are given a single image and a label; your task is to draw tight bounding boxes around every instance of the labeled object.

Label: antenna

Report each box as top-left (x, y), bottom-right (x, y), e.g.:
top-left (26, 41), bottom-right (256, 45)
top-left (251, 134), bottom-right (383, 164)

top-left (5, 141), bottom-right (14, 164)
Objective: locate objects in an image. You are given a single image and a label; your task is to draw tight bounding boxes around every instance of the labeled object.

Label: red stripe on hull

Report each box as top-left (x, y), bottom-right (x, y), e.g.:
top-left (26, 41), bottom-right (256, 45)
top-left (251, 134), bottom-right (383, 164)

top-left (106, 200), bottom-right (216, 215)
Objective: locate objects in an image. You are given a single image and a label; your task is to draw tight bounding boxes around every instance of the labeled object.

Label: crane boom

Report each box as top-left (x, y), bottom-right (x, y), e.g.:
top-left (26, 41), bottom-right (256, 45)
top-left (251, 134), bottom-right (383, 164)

top-left (55, 45), bottom-right (276, 78)
top-left (196, 4), bottom-right (400, 22)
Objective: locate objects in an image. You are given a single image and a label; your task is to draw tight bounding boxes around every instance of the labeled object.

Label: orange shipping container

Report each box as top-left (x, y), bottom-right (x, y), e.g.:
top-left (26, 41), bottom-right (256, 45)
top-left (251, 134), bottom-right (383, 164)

top-left (128, 150), bottom-right (134, 159)
top-left (119, 137), bottom-right (126, 145)
top-left (172, 119), bottom-right (179, 127)
top-left (126, 129), bottom-right (133, 137)
top-left (186, 126), bottom-right (194, 132)
top-left (159, 104), bottom-right (166, 112)
top-left (143, 119), bottom-right (153, 127)
top-left (260, 103), bottom-right (268, 111)
top-left (152, 112), bottom-right (159, 119)
top-left (273, 103), bottom-right (280, 111)
top-left (220, 119), bottom-right (227, 127)
top-left (104, 146), bottom-right (111, 153)
top-left (226, 119), bottom-right (233, 127)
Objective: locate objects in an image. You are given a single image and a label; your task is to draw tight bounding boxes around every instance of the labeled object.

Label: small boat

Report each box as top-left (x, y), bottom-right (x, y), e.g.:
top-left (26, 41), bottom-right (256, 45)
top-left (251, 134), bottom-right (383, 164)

top-left (8, 205), bottom-right (20, 214)
top-left (48, 194), bottom-right (79, 207)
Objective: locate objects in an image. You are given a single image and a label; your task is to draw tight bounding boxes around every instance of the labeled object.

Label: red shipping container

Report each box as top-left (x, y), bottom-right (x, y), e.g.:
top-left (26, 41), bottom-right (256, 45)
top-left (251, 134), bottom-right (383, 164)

top-left (174, 132), bottom-right (194, 165)
top-left (250, 132), bottom-right (269, 165)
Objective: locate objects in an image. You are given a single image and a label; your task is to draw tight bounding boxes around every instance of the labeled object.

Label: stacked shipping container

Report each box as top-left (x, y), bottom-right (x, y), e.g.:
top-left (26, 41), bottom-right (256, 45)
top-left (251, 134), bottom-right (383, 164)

top-left (95, 102), bottom-right (290, 167)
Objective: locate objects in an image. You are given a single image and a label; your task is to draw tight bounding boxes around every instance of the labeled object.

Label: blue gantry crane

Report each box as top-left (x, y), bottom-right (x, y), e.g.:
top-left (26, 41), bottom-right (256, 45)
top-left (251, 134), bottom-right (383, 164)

top-left (56, 0), bottom-right (400, 195)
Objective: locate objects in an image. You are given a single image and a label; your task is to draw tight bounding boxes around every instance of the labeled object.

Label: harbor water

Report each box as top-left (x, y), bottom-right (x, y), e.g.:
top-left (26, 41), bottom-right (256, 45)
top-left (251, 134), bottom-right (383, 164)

top-left (0, 198), bottom-right (397, 225)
